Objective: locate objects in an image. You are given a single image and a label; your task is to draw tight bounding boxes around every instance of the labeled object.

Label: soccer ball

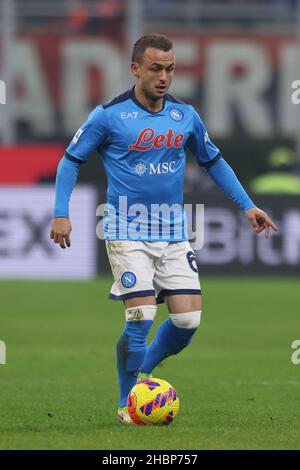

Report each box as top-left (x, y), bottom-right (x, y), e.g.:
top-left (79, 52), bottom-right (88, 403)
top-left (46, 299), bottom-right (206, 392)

top-left (127, 378), bottom-right (179, 425)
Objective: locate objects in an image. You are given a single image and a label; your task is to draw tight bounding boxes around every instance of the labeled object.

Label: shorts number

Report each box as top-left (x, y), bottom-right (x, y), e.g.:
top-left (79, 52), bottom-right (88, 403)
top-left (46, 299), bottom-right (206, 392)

top-left (186, 251), bottom-right (198, 273)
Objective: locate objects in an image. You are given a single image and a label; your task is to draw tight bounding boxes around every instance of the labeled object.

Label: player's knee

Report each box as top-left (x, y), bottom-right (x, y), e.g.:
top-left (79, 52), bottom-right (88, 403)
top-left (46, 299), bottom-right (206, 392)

top-left (169, 310), bottom-right (202, 330)
top-left (125, 305), bottom-right (157, 322)
top-left (167, 311), bottom-right (202, 353)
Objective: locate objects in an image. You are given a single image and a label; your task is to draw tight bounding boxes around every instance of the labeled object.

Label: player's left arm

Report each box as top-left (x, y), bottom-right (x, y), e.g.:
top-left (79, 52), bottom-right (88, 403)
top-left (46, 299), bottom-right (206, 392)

top-left (203, 156), bottom-right (278, 239)
top-left (186, 107), bottom-right (278, 238)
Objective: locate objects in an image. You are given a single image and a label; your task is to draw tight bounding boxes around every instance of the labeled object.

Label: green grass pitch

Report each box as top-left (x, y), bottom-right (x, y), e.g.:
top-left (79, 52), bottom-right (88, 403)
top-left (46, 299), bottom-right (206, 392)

top-left (0, 277), bottom-right (300, 450)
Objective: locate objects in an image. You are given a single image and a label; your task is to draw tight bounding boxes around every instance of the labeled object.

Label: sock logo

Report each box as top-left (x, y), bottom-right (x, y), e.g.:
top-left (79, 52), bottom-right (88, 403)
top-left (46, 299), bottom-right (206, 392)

top-left (127, 308), bottom-right (144, 321)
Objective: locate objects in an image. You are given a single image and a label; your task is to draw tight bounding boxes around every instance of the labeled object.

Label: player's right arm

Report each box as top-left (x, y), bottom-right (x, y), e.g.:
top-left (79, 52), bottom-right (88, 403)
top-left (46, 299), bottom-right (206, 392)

top-left (50, 105), bottom-right (107, 249)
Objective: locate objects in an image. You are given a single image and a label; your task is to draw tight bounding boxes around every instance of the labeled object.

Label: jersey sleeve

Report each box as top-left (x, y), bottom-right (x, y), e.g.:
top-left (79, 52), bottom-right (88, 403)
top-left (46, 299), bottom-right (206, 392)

top-left (53, 155), bottom-right (80, 218)
top-left (205, 157), bottom-right (255, 212)
top-left (66, 105), bottom-right (107, 162)
top-left (186, 107), bottom-right (220, 166)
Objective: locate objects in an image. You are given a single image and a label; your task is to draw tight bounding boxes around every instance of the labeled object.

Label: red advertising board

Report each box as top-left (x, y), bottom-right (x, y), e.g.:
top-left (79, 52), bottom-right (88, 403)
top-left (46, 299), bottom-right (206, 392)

top-left (0, 145), bottom-right (64, 183)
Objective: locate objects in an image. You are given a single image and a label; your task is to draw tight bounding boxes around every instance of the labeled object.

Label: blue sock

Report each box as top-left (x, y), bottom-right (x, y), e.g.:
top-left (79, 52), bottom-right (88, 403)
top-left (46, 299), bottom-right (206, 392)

top-left (117, 320), bottom-right (153, 407)
top-left (141, 319), bottom-right (197, 374)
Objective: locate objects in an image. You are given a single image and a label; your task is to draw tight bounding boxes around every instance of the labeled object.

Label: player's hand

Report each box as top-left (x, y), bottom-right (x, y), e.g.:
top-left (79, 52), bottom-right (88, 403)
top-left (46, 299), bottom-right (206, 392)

top-left (50, 217), bottom-right (72, 249)
top-left (245, 207), bottom-right (278, 239)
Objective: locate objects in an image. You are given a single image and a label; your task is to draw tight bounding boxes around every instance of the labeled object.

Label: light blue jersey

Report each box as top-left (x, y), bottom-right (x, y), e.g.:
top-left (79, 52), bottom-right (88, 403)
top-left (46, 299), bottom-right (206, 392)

top-left (65, 87), bottom-right (219, 241)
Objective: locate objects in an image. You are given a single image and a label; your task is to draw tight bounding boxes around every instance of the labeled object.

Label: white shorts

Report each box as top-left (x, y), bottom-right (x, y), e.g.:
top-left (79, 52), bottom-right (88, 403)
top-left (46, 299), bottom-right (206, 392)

top-left (105, 240), bottom-right (201, 304)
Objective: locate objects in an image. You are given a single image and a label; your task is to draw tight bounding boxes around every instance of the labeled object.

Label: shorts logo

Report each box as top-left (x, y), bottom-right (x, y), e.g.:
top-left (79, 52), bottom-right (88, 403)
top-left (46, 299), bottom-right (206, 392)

top-left (169, 108), bottom-right (184, 121)
top-left (121, 271), bottom-right (137, 288)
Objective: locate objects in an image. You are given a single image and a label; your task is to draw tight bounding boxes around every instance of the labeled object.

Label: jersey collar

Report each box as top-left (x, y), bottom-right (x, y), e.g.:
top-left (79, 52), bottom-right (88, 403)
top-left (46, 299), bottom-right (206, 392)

top-left (130, 86), bottom-right (166, 115)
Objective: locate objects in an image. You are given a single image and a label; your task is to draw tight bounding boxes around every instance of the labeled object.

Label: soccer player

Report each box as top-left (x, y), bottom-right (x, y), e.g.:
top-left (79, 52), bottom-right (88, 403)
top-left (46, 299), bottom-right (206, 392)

top-left (50, 34), bottom-right (278, 424)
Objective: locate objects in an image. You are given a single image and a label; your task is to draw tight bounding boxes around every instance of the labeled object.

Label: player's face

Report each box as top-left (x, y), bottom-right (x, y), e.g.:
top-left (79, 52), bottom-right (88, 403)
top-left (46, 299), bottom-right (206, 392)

top-left (132, 48), bottom-right (175, 102)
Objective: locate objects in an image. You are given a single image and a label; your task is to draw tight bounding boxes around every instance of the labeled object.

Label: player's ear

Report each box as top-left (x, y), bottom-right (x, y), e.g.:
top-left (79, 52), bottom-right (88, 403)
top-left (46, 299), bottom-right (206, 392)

top-left (131, 62), bottom-right (140, 79)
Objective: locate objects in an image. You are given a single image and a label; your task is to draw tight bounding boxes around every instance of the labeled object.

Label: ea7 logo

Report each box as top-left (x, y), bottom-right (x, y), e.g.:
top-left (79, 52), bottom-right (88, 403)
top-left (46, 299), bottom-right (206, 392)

top-left (291, 340), bottom-right (300, 365)
top-left (0, 80), bottom-right (6, 104)
top-left (0, 340), bottom-right (6, 364)
top-left (120, 112), bottom-right (138, 119)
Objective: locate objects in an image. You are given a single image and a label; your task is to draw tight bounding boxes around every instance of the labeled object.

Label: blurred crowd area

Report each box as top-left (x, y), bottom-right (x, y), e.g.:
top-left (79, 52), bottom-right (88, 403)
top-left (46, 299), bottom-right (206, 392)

top-left (13, 0), bottom-right (299, 33)
top-left (15, 0), bottom-right (125, 35)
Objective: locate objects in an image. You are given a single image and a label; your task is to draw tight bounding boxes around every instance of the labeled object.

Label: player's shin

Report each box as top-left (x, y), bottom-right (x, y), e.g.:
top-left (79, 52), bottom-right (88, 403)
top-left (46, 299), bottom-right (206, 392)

top-left (140, 310), bottom-right (201, 374)
top-left (116, 305), bottom-right (157, 407)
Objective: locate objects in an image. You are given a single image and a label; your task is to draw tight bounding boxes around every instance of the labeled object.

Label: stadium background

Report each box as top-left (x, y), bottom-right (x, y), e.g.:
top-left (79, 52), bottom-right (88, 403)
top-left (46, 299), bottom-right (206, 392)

top-left (0, 0), bottom-right (300, 450)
